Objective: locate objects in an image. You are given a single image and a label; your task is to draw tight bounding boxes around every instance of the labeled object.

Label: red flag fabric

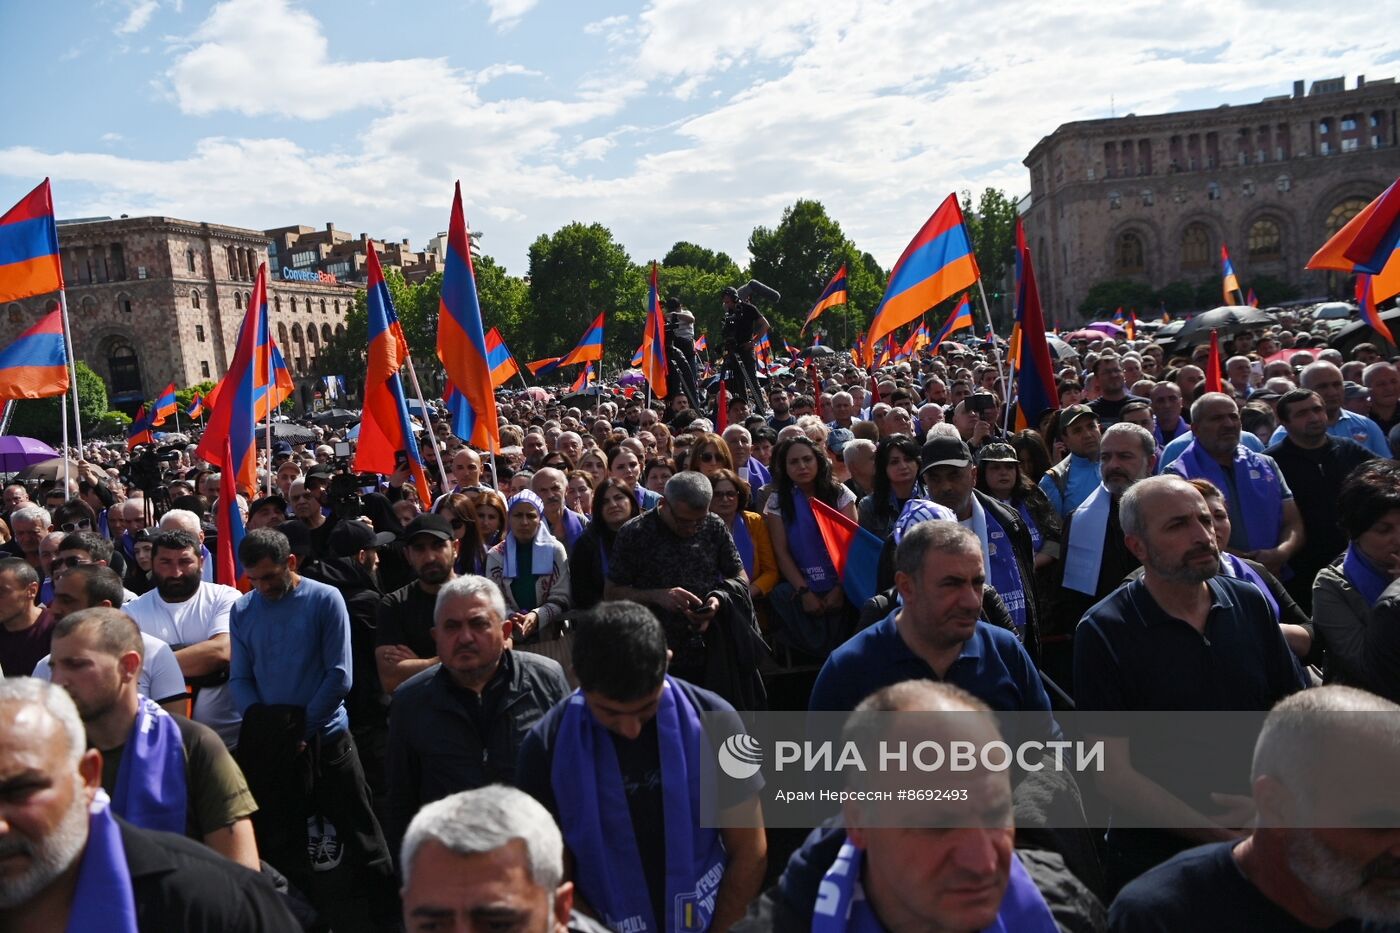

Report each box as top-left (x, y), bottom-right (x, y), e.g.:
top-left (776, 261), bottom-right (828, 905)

top-left (1205, 330), bottom-right (1223, 393)
top-left (715, 379), bottom-right (729, 433)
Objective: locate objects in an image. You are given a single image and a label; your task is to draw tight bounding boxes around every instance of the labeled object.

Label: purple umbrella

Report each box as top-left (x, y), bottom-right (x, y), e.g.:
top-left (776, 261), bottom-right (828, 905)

top-left (616, 369), bottom-right (647, 387)
top-left (0, 436), bottom-right (59, 473)
top-left (1087, 321), bottom-right (1126, 335)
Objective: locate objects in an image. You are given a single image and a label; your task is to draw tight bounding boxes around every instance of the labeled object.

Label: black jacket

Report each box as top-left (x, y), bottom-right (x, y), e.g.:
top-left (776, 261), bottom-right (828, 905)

top-left (385, 651), bottom-right (569, 849)
top-left (118, 817), bottom-right (302, 931)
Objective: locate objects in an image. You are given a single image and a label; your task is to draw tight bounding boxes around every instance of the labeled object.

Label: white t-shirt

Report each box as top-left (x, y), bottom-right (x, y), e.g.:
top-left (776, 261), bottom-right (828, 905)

top-left (124, 582), bottom-right (243, 746)
top-left (763, 483), bottom-right (857, 517)
top-left (32, 633), bottom-right (187, 705)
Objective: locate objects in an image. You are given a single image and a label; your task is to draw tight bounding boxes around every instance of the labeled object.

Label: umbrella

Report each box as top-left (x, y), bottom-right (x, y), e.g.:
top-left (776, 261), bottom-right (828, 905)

top-left (254, 423), bottom-right (317, 447)
top-left (345, 417), bottom-right (424, 441)
top-left (13, 457), bottom-right (83, 482)
top-left (798, 345), bottom-right (836, 359)
top-left (1171, 306), bottom-right (1274, 346)
top-left (1043, 334), bottom-right (1076, 360)
top-left (1063, 329), bottom-right (1112, 343)
top-left (0, 437), bottom-right (59, 473)
top-left (1155, 320), bottom-right (1186, 339)
top-left (616, 370), bottom-right (647, 387)
top-left (520, 386), bottom-right (550, 402)
top-left (1313, 302), bottom-right (1356, 321)
top-left (1087, 321), bottom-right (1126, 335)
top-left (309, 408), bottom-right (360, 427)
top-left (1331, 309), bottom-right (1400, 357)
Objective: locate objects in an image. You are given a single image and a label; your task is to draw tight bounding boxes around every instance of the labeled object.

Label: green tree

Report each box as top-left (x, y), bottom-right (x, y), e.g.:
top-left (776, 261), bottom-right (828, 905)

top-left (473, 255), bottom-right (531, 343)
top-left (1193, 279), bottom-right (1224, 310)
top-left (662, 241), bottom-right (741, 279)
top-left (655, 265), bottom-right (733, 353)
top-left (1248, 274), bottom-right (1300, 307)
top-left (525, 223), bottom-right (642, 364)
top-left (319, 267), bottom-right (443, 396)
top-left (961, 188), bottom-right (1020, 332)
top-left (1154, 281), bottom-right (1197, 314)
top-left (175, 381), bottom-right (216, 411)
top-left (1078, 279), bottom-right (1157, 319)
top-left (7, 362), bottom-right (109, 443)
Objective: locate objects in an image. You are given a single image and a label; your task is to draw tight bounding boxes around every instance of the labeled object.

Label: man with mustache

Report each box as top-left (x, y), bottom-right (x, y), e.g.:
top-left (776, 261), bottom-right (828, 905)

top-left (1074, 475), bottom-right (1308, 894)
top-left (376, 514), bottom-right (459, 695)
top-left (384, 574), bottom-right (568, 855)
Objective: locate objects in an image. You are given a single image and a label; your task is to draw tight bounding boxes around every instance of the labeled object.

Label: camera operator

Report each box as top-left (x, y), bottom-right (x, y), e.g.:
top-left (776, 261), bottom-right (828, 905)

top-left (953, 391), bottom-right (1009, 454)
top-left (720, 286), bottom-right (771, 414)
top-left (664, 296), bottom-right (702, 409)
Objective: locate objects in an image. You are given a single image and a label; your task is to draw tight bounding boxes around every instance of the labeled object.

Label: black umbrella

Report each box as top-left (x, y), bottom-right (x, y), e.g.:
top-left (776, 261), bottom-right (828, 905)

top-left (1330, 308), bottom-right (1399, 357)
top-left (797, 345), bottom-right (836, 360)
top-left (1171, 306), bottom-right (1275, 346)
top-left (254, 422), bottom-right (317, 446)
top-left (309, 407), bottom-right (360, 427)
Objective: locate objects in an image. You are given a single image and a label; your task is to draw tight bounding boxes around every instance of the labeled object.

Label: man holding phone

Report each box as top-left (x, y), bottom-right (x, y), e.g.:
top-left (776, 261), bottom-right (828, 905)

top-left (954, 391), bottom-right (1007, 454)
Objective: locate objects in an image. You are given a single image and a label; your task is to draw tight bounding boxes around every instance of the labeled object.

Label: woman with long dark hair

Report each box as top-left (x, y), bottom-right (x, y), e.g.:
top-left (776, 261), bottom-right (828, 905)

top-left (568, 477), bottom-right (640, 611)
top-left (763, 436), bottom-right (857, 659)
top-left (434, 492), bottom-right (487, 576)
top-left (857, 434), bottom-right (926, 539)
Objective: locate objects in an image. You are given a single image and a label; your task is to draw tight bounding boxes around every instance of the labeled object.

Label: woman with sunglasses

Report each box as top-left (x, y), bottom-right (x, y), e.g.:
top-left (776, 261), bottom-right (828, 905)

top-left (764, 436), bottom-right (858, 661)
top-left (606, 445), bottom-right (661, 511)
top-left (434, 492), bottom-right (487, 575)
top-left (689, 433), bottom-right (734, 479)
top-left (474, 489), bottom-right (508, 549)
top-left (568, 478), bottom-right (640, 611)
top-left (707, 469), bottom-right (777, 602)
top-left (485, 490), bottom-right (572, 645)
top-left (857, 435), bottom-right (926, 539)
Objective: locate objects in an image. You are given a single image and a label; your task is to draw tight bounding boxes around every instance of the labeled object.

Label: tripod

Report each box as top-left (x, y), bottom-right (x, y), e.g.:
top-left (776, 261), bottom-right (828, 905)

top-left (719, 344), bottom-right (767, 415)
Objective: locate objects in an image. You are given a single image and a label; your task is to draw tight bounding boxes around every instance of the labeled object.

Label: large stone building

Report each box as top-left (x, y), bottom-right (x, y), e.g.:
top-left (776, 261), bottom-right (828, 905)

top-left (1022, 76), bottom-right (1400, 324)
top-left (0, 215), bottom-right (435, 415)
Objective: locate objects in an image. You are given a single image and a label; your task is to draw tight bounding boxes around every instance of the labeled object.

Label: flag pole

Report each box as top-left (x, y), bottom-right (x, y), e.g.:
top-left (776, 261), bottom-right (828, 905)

top-left (263, 334), bottom-right (273, 498)
top-left (974, 280), bottom-right (1011, 401)
top-left (402, 351), bottom-right (452, 496)
top-left (58, 290), bottom-right (84, 456)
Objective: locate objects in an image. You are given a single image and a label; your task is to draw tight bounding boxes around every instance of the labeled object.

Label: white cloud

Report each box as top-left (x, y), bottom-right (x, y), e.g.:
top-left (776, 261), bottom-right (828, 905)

top-left (483, 0), bottom-right (539, 28)
top-left (117, 0), bottom-right (159, 35)
top-left (99, 132), bottom-right (123, 143)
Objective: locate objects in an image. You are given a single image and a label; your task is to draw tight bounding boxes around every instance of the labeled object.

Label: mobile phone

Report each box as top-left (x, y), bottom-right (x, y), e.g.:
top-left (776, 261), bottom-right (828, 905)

top-left (333, 442), bottom-right (352, 459)
top-left (394, 449), bottom-right (409, 471)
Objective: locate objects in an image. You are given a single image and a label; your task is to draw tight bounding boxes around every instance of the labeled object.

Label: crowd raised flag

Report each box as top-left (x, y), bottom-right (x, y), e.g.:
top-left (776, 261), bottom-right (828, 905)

top-left (485, 327), bottom-right (521, 388)
top-left (186, 391), bottom-right (205, 420)
top-left (1357, 273), bottom-right (1395, 346)
top-left (1008, 218), bottom-right (1057, 431)
top-left (639, 262), bottom-right (669, 397)
top-left (809, 497), bottom-right (883, 608)
top-left (126, 405), bottom-right (154, 451)
top-left (865, 194), bottom-right (980, 364)
top-left (0, 179), bottom-right (64, 304)
top-left (801, 264), bottom-right (849, 334)
top-left (559, 313), bottom-right (606, 367)
top-left (931, 293), bottom-right (975, 346)
top-left (437, 182), bottom-right (500, 452)
top-left (151, 382), bottom-right (178, 427)
top-left (1221, 245), bottom-right (1243, 306)
top-left (0, 309), bottom-right (68, 401)
top-left (214, 438), bottom-right (247, 590)
top-left (1308, 176), bottom-right (1400, 303)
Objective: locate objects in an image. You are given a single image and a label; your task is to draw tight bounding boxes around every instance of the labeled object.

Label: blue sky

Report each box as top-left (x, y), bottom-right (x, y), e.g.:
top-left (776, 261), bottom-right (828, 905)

top-left (2, 0), bottom-right (1396, 274)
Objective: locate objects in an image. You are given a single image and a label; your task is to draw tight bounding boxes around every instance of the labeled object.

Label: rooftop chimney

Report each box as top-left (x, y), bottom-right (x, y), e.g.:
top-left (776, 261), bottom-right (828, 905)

top-left (1358, 75), bottom-right (1366, 88)
top-left (1293, 80), bottom-right (1304, 98)
top-left (326, 222), bottom-right (335, 232)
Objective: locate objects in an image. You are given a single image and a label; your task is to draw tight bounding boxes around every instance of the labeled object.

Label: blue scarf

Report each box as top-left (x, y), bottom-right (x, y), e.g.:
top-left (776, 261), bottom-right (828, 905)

top-left (1062, 484), bottom-right (1113, 596)
top-left (788, 489), bottom-right (839, 593)
top-left (551, 678), bottom-right (726, 933)
top-left (1172, 441), bottom-right (1281, 552)
top-left (1343, 545), bottom-right (1392, 607)
top-left (111, 696), bottom-right (187, 835)
top-left (1221, 553), bottom-right (1280, 621)
top-left (68, 793), bottom-right (138, 933)
top-left (746, 457), bottom-right (772, 489)
top-left (503, 491), bottom-right (558, 577)
top-left (965, 498), bottom-right (1027, 629)
top-left (558, 508), bottom-right (588, 550)
top-left (1015, 500), bottom-right (1042, 553)
top-left (1154, 417), bottom-right (1189, 447)
top-left (731, 514), bottom-right (755, 579)
top-left (811, 841), bottom-right (1057, 933)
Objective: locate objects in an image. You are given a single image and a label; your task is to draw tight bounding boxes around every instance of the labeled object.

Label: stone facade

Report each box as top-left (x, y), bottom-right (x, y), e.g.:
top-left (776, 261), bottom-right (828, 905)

top-left (0, 216), bottom-right (357, 414)
top-left (1022, 76), bottom-right (1400, 324)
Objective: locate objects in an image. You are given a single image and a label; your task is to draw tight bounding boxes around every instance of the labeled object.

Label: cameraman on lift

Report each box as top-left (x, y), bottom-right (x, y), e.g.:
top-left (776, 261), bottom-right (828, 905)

top-left (664, 297), bottom-right (702, 410)
top-left (720, 285), bottom-right (771, 415)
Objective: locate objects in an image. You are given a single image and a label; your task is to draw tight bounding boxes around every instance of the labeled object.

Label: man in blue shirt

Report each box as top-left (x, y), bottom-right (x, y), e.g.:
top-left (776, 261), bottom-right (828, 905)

top-left (230, 528), bottom-right (396, 925)
top-left (1040, 404), bottom-right (1102, 517)
top-left (1268, 360), bottom-right (1389, 457)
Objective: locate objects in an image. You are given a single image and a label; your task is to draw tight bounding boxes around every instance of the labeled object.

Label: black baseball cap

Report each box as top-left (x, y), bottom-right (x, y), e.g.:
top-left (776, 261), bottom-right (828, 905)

top-left (403, 513), bottom-right (454, 543)
top-left (248, 494), bottom-right (287, 517)
top-left (329, 520), bottom-right (397, 557)
top-left (978, 442), bottom-right (1019, 464)
top-left (920, 436), bottom-right (973, 473)
top-left (1060, 404), bottom-right (1097, 430)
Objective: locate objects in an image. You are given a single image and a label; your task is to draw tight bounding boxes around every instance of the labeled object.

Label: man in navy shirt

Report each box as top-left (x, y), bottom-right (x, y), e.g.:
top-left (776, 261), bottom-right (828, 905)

top-left (1074, 475), bottom-right (1307, 894)
top-left (1110, 686), bottom-right (1400, 932)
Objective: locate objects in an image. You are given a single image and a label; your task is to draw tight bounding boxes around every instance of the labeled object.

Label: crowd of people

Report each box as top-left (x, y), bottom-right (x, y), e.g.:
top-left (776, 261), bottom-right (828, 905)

top-left (3, 302), bottom-right (1400, 932)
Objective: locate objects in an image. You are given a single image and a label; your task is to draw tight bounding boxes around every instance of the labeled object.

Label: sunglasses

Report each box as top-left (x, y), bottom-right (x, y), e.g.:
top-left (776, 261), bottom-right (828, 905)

top-left (698, 452), bottom-right (721, 463)
top-left (54, 555), bottom-right (92, 570)
top-left (712, 489), bottom-right (738, 500)
top-left (60, 519), bottom-right (92, 533)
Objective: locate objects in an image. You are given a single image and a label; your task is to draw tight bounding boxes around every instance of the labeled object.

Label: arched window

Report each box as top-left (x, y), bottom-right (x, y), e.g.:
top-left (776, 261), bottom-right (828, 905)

top-left (187, 249), bottom-right (195, 273)
top-left (235, 292), bottom-right (243, 310)
top-left (1108, 190), bottom-right (1122, 209)
top-left (1206, 181), bottom-right (1222, 201)
top-left (1248, 219), bottom-right (1282, 260)
top-left (1140, 189), bottom-right (1154, 207)
top-left (1181, 223), bottom-right (1211, 269)
top-left (1326, 198), bottom-right (1371, 237)
top-left (190, 289), bottom-right (201, 309)
top-left (289, 297), bottom-right (298, 314)
top-left (115, 293), bottom-right (133, 314)
top-left (278, 323), bottom-right (290, 349)
top-left (1116, 232), bottom-right (1146, 273)
top-left (244, 292), bottom-right (251, 309)
top-left (320, 298), bottom-right (327, 314)
top-left (321, 324), bottom-right (332, 342)
top-left (335, 324), bottom-right (346, 339)
top-left (274, 295), bottom-right (282, 313)
top-left (1276, 174), bottom-right (1291, 193)
top-left (333, 300), bottom-right (340, 314)
top-left (107, 343), bottom-right (143, 398)
top-left (80, 296), bottom-right (97, 316)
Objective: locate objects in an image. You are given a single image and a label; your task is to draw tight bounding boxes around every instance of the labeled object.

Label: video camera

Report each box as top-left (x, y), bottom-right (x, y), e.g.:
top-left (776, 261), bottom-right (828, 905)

top-left (734, 279), bottom-right (780, 305)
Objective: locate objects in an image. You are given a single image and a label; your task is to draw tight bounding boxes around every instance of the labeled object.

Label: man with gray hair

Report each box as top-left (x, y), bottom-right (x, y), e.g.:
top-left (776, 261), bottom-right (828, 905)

top-left (400, 784), bottom-right (609, 932)
top-left (1267, 360), bottom-right (1389, 457)
top-left (1075, 475), bottom-right (1307, 890)
top-left (606, 472), bottom-right (762, 705)
top-left (1, 503), bottom-right (50, 575)
top-left (0, 677), bottom-right (300, 930)
top-left (1110, 685), bottom-right (1400, 930)
top-left (722, 423), bottom-right (771, 491)
top-left (386, 575), bottom-right (568, 851)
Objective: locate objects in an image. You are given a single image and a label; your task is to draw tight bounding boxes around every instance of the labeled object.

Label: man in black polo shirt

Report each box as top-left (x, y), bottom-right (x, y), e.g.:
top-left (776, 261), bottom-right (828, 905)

top-left (1087, 354), bottom-right (1148, 428)
top-left (1264, 388), bottom-right (1375, 611)
top-left (385, 574), bottom-right (568, 853)
top-left (375, 514), bottom-right (458, 694)
top-left (1074, 474), bottom-right (1307, 893)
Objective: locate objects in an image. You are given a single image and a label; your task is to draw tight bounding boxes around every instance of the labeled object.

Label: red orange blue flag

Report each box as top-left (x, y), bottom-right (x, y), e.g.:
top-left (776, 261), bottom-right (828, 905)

top-left (355, 244), bottom-right (432, 505)
top-left (526, 357), bottom-right (562, 378)
top-left (196, 263), bottom-right (273, 495)
top-left (484, 327), bottom-right (520, 388)
top-left (639, 262), bottom-right (669, 397)
top-left (436, 182), bottom-right (500, 451)
top-left (629, 344), bottom-right (644, 368)
top-left (0, 308), bottom-right (69, 400)
top-left (571, 362), bottom-right (595, 393)
top-left (215, 437), bottom-right (247, 591)
top-left (932, 294), bottom-right (975, 346)
top-left (151, 382), bottom-right (178, 426)
top-left (0, 179), bottom-right (64, 303)
top-left (1358, 273), bottom-right (1395, 346)
top-left (1246, 289), bottom-right (1259, 308)
top-left (1309, 178), bottom-right (1400, 276)
top-left (187, 392), bottom-right (205, 419)
top-left (127, 405), bottom-right (154, 451)
top-left (865, 194), bottom-right (980, 364)
top-left (808, 495), bottom-right (883, 608)
top-left (1221, 245), bottom-right (1242, 306)
top-left (695, 334), bottom-right (708, 355)
top-left (560, 313), bottom-right (605, 367)
top-left (1009, 218), bottom-right (1056, 431)
top-left (801, 264), bottom-right (848, 334)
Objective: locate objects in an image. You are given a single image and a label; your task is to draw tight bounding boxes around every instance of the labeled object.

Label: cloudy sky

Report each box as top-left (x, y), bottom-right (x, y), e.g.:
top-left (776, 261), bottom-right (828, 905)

top-left (2, 0), bottom-right (1395, 274)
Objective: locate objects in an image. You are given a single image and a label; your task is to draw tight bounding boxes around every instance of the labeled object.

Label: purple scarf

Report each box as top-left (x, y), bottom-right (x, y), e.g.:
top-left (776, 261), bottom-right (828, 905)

top-left (731, 514), bottom-right (756, 578)
top-left (1170, 441), bottom-right (1281, 552)
top-left (1343, 545), bottom-right (1392, 607)
top-left (1015, 500), bottom-right (1043, 553)
top-left (1154, 417), bottom-right (1189, 447)
top-left (112, 695), bottom-right (187, 835)
top-left (558, 508), bottom-right (588, 550)
top-left (811, 841), bottom-right (1057, 933)
top-left (68, 794), bottom-right (138, 933)
top-left (788, 489), bottom-right (838, 593)
top-left (1221, 553), bottom-right (1280, 622)
top-left (551, 678), bottom-right (726, 932)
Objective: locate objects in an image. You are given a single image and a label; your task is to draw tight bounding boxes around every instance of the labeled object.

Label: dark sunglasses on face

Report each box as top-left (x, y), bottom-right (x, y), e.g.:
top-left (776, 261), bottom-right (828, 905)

top-left (60, 519), bottom-right (92, 533)
top-left (54, 555), bottom-right (92, 570)
top-left (699, 452), bottom-right (720, 463)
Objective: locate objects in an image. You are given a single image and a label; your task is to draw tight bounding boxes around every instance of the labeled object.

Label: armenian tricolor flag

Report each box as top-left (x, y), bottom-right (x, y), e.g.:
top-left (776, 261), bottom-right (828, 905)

top-left (1308, 177), bottom-right (1400, 303)
top-left (186, 392), bottom-right (205, 419)
top-left (526, 357), bottom-right (562, 378)
top-left (151, 382), bottom-right (178, 427)
top-left (809, 495), bottom-right (883, 608)
top-left (932, 293), bottom-right (975, 346)
top-left (214, 437), bottom-right (247, 591)
top-left (1008, 218), bottom-right (1056, 431)
top-left (801, 264), bottom-right (849, 334)
top-left (639, 263), bottom-right (669, 396)
top-left (695, 334), bottom-right (708, 355)
top-left (559, 313), bottom-right (605, 367)
top-left (865, 194), bottom-right (980, 364)
top-left (1221, 245), bottom-right (1243, 306)
top-left (1358, 273), bottom-right (1395, 346)
top-left (571, 362), bottom-right (595, 393)
top-left (436, 182), bottom-right (500, 451)
top-left (1246, 288), bottom-right (1259, 308)
top-left (0, 309), bottom-right (68, 400)
top-left (126, 405), bottom-right (154, 451)
top-left (484, 327), bottom-right (520, 388)
top-left (629, 344), bottom-right (644, 368)
top-left (0, 179), bottom-right (64, 303)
